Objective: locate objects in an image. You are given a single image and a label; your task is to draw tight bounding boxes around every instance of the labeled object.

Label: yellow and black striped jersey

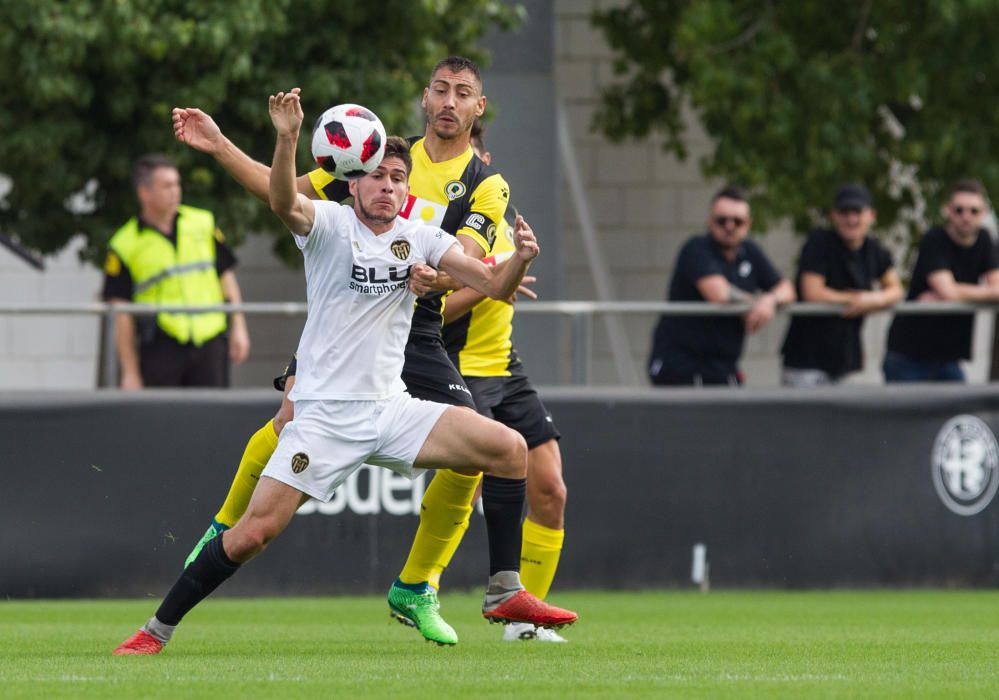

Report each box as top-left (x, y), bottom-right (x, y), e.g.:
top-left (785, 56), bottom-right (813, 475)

top-left (308, 136), bottom-right (510, 337)
top-left (442, 213), bottom-right (518, 376)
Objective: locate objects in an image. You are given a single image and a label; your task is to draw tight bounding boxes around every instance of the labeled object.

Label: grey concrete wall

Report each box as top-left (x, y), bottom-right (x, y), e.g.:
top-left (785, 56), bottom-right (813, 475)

top-left (0, 236), bottom-right (102, 389)
top-left (479, 0), bottom-right (561, 384)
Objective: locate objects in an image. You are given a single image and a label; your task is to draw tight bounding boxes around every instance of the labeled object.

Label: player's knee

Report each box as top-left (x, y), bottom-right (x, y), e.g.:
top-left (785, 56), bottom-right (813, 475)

top-left (529, 476), bottom-right (567, 522)
top-left (528, 444), bottom-right (565, 507)
top-left (545, 478), bottom-right (568, 511)
top-left (490, 428), bottom-right (527, 478)
top-left (227, 520), bottom-right (277, 560)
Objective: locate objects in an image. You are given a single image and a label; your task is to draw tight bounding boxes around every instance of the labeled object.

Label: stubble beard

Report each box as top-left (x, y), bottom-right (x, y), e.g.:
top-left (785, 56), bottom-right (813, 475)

top-left (357, 195), bottom-right (398, 226)
top-left (425, 107), bottom-right (470, 142)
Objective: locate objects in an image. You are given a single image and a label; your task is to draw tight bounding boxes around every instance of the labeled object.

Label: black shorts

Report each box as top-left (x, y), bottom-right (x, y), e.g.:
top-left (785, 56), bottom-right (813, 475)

top-left (402, 334), bottom-right (476, 409)
top-left (461, 363), bottom-right (560, 449)
top-left (272, 336), bottom-right (475, 410)
top-left (273, 353), bottom-right (297, 392)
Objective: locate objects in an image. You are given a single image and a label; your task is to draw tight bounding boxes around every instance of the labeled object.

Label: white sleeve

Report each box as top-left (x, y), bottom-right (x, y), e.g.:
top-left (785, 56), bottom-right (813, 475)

top-left (294, 200), bottom-right (343, 251)
top-left (421, 227), bottom-right (461, 267)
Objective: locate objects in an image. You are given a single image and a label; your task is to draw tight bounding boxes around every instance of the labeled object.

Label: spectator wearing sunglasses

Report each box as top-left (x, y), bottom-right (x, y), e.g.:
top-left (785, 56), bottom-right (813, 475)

top-left (883, 178), bottom-right (999, 382)
top-left (780, 184), bottom-right (903, 386)
top-left (648, 185), bottom-right (795, 386)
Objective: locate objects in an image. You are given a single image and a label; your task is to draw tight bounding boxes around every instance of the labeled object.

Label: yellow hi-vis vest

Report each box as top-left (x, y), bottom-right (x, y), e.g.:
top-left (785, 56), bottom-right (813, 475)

top-left (109, 205), bottom-right (227, 346)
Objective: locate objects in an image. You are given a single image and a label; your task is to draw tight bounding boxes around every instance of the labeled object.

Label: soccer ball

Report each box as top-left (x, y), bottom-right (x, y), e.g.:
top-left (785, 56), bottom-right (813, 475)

top-left (310, 103), bottom-right (387, 180)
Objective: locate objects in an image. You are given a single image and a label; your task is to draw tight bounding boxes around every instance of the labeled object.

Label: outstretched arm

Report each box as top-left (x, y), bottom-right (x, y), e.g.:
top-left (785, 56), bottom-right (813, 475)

top-left (173, 97), bottom-right (317, 203)
top-left (442, 273), bottom-right (537, 323)
top-left (268, 90), bottom-right (315, 235)
top-left (437, 215), bottom-right (539, 301)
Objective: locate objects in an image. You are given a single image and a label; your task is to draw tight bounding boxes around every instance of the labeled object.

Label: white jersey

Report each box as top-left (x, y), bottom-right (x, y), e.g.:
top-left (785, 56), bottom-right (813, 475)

top-left (289, 200), bottom-right (458, 401)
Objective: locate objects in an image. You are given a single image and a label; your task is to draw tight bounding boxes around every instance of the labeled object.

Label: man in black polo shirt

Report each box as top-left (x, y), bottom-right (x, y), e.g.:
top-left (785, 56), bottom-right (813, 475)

top-left (648, 186), bottom-right (795, 386)
top-left (781, 184), bottom-right (903, 386)
top-left (883, 179), bottom-right (999, 382)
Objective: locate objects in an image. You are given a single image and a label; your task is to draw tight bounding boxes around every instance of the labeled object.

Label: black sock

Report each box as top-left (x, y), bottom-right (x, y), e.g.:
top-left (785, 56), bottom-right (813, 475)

top-left (154, 535), bottom-right (241, 626)
top-left (481, 475), bottom-right (526, 576)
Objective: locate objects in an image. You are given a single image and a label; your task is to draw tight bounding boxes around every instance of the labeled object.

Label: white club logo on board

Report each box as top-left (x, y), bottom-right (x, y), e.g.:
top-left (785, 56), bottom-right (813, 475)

top-left (931, 415), bottom-right (999, 516)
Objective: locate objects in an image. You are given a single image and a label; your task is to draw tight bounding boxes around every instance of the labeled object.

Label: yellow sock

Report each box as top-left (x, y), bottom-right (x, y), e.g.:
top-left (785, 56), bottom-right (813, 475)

top-left (520, 518), bottom-right (564, 600)
top-left (399, 470), bottom-right (481, 586)
top-left (214, 419), bottom-right (280, 527)
top-left (427, 505), bottom-right (472, 590)
top-left (427, 472), bottom-right (482, 590)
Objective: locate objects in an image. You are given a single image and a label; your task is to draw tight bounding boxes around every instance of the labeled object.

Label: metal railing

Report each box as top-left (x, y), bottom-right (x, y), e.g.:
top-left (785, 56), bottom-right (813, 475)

top-left (0, 300), bottom-right (995, 386)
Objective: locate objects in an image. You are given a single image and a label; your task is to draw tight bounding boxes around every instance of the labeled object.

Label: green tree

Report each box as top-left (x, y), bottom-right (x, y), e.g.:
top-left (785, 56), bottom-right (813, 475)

top-left (593, 1), bottom-right (999, 249)
top-left (0, 0), bottom-right (521, 263)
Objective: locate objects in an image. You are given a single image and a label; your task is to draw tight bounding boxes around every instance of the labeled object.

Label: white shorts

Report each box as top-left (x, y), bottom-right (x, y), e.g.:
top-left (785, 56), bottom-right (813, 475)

top-left (260, 394), bottom-right (449, 502)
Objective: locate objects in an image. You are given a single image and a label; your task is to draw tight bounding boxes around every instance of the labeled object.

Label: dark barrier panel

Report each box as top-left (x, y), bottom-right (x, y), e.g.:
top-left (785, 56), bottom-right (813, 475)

top-left (2, 387), bottom-right (998, 597)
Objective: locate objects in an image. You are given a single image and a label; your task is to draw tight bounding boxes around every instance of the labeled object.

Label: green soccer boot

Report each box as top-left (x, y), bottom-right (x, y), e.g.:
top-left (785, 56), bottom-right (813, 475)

top-left (387, 579), bottom-right (458, 646)
top-left (184, 518), bottom-right (229, 569)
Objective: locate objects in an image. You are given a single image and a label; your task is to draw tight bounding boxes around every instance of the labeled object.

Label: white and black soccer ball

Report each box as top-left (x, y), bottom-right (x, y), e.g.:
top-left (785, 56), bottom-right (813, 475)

top-left (310, 103), bottom-right (386, 180)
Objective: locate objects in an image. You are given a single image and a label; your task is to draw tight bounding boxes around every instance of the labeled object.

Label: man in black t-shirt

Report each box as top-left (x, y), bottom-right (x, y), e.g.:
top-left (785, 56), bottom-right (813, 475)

top-left (781, 184), bottom-right (903, 386)
top-left (884, 179), bottom-right (999, 382)
top-left (648, 186), bottom-right (795, 386)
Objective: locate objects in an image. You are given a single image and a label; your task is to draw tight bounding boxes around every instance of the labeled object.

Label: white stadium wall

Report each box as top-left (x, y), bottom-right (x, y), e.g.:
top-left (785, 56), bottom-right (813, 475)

top-left (0, 236), bottom-right (102, 389)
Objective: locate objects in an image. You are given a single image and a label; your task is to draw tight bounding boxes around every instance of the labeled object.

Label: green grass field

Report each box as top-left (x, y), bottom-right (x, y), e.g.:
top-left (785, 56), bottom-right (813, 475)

top-left (1, 591), bottom-right (997, 699)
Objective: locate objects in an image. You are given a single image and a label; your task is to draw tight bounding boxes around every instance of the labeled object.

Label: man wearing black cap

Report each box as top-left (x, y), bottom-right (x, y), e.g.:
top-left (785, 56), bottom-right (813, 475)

top-left (883, 179), bottom-right (999, 382)
top-left (649, 185), bottom-right (795, 386)
top-left (781, 184), bottom-right (903, 385)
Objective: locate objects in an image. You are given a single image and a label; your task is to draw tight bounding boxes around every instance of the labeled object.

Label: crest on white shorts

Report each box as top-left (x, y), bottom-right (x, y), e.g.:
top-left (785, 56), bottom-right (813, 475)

top-left (291, 452), bottom-right (310, 474)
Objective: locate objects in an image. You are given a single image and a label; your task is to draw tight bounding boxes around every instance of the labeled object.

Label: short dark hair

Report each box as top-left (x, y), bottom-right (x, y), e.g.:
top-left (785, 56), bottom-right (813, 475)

top-left (133, 154), bottom-right (177, 188)
top-left (470, 118), bottom-right (486, 153)
top-left (430, 55), bottom-right (482, 86)
top-left (711, 185), bottom-right (749, 205)
top-left (382, 136), bottom-right (412, 175)
top-left (948, 178), bottom-right (988, 200)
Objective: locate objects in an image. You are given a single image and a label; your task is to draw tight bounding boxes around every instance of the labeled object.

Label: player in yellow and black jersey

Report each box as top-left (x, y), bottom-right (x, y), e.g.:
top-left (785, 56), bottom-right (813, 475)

top-left (168, 56), bottom-right (576, 646)
top-left (436, 126), bottom-right (568, 641)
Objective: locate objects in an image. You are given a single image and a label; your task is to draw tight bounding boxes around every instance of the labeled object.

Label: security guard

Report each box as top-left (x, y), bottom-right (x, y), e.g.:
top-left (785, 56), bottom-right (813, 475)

top-left (102, 154), bottom-right (250, 388)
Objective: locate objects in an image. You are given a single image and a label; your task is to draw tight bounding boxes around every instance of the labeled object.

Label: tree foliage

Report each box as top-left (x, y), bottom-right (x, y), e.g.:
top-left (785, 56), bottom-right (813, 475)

top-left (0, 0), bottom-right (521, 263)
top-left (593, 1), bottom-right (999, 249)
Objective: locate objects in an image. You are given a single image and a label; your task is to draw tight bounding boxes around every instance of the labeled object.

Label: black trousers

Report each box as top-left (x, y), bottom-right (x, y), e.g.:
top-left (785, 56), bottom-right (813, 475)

top-left (139, 332), bottom-right (229, 387)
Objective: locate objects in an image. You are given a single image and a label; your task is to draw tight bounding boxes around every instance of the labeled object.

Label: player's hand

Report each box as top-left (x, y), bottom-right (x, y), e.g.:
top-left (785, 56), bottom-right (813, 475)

top-left (918, 289), bottom-right (944, 302)
top-left (172, 108), bottom-right (224, 155)
top-left (269, 88), bottom-right (303, 137)
top-left (507, 275), bottom-right (538, 304)
top-left (513, 215), bottom-right (540, 262)
top-left (409, 263), bottom-right (438, 296)
top-left (228, 323), bottom-right (251, 365)
top-left (120, 371), bottom-right (143, 391)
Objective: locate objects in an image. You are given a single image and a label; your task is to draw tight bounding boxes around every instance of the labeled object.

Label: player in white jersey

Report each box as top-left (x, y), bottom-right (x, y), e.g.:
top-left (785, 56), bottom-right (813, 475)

top-left (113, 90), bottom-right (576, 655)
